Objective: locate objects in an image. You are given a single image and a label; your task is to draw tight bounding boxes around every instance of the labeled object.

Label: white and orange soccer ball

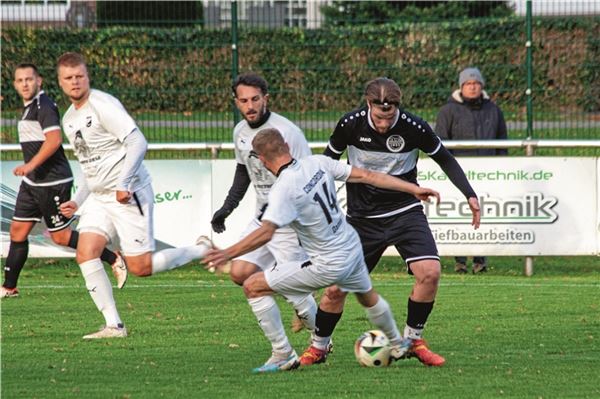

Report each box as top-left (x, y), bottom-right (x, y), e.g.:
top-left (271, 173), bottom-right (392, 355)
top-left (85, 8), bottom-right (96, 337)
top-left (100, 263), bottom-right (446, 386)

top-left (354, 330), bottom-right (392, 367)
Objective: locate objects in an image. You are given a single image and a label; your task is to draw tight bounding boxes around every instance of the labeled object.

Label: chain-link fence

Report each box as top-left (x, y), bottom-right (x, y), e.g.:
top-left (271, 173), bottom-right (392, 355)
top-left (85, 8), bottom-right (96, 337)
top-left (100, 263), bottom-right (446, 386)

top-left (2, 1), bottom-right (599, 157)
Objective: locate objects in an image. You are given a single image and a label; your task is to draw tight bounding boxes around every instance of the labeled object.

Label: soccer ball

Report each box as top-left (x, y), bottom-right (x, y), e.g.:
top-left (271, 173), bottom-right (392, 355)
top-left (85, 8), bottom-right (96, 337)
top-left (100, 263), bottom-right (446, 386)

top-left (354, 330), bottom-right (392, 367)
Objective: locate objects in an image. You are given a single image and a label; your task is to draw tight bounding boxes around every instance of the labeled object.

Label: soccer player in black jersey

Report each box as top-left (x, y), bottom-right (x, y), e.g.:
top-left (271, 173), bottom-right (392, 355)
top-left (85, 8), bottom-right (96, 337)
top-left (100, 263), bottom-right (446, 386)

top-left (299, 77), bottom-right (481, 367)
top-left (1, 63), bottom-right (125, 299)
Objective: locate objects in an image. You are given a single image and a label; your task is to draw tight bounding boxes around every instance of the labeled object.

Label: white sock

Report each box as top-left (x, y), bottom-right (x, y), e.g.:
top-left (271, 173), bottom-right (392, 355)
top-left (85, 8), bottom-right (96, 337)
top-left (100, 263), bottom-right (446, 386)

top-left (248, 296), bottom-right (291, 354)
top-left (365, 295), bottom-right (402, 346)
top-left (79, 258), bottom-right (122, 327)
top-left (404, 325), bottom-right (423, 340)
top-left (151, 243), bottom-right (209, 274)
top-left (312, 334), bottom-right (331, 351)
top-left (287, 294), bottom-right (317, 332)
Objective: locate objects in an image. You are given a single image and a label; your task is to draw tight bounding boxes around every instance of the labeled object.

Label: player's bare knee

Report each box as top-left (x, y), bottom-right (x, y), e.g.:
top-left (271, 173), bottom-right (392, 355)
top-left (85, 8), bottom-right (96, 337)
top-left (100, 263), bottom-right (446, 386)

top-left (417, 268), bottom-right (440, 287)
top-left (127, 261), bottom-right (152, 277)
top-left (242, 278), bottom-right (260, 298)
top-left (49, 230), bottom-right (71, 247)
top-left (323, 286), bottom-right (346, 306)
top-left (229, 262), bottom-right (256, 286)
top-left (229, 268), bottom-right (247, 286)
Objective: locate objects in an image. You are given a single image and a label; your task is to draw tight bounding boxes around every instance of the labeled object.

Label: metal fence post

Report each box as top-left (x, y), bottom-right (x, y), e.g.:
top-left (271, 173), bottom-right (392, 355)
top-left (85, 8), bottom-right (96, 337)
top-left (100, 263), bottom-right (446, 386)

top-left (524, 0), bottom-right (535, 276)
top-left (526, 0), bottom-right (533, 142)
top-left (231, 0), bottom-right (240, 126)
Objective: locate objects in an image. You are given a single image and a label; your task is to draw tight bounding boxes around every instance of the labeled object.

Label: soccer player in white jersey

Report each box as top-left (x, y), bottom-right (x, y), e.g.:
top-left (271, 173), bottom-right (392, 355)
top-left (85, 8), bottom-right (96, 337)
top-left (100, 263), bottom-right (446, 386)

top-left (56, 52), bottom-right (212, 339)
top-left (203, 128), bottom-right (441, 372)
top-left (211, 73), bottom-right (318, 336)
top-left (2, 63), bottom-right (125, 299)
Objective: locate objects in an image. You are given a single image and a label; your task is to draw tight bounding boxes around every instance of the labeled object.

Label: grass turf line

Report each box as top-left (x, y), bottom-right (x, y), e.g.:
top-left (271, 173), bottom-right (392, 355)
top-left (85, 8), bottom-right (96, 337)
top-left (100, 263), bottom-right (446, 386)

top-left (1, 256), bottom-right (599, 398)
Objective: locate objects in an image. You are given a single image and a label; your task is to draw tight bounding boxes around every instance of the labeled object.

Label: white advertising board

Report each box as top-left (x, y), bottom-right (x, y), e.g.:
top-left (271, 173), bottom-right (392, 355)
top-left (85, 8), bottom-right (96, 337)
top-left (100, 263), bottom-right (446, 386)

top-left (417, 157), bottom-right (598, 256)
top-left (1, 157), bottom-right (598, 257)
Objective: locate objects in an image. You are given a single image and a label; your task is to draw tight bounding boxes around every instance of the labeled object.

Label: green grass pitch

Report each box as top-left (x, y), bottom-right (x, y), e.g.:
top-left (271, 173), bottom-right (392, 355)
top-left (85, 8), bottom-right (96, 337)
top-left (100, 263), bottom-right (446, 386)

top-left (1, 256), bottom-right (599, 398)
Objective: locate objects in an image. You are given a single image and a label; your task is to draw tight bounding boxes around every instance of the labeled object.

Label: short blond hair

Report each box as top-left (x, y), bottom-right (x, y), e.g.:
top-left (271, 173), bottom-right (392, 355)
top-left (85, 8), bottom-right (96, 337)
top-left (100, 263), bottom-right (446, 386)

top-left (57, 52), bottom-right (86, 70)
top-left (252, 128), bottom-right (288, 161)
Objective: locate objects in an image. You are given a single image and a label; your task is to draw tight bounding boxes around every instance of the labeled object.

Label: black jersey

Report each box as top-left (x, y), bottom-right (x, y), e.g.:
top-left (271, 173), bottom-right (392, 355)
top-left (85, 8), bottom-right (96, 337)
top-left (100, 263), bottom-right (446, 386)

top-left (326, 106), bottom-right (443, 218)
top-left (18, 91), bottom-right (73, 186)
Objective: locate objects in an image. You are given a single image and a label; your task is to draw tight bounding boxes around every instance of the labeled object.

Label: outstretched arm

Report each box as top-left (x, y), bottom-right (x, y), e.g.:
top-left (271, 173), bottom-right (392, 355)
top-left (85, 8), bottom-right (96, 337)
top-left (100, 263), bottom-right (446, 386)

top-left (430, 146), bottom-right (480, 228)
top-left (202, 220), bottom-right (278, 270)
top-left (347, 167), bottom-right (440, 203)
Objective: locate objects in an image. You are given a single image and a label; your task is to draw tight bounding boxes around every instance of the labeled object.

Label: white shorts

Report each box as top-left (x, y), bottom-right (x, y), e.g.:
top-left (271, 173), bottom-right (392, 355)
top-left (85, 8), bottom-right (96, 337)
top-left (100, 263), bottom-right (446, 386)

top-left (77, 184), bottom-right (155, 255)
top-left (265, 244), bottom-right (372, 297)
top-left (236, 218), bottom-right (308, 270)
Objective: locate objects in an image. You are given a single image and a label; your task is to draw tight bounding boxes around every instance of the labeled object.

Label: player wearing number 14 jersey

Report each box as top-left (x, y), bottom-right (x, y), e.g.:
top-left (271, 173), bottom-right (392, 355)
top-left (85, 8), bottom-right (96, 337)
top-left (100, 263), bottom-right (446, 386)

top-left (202, 128), bottom-right (441, 372)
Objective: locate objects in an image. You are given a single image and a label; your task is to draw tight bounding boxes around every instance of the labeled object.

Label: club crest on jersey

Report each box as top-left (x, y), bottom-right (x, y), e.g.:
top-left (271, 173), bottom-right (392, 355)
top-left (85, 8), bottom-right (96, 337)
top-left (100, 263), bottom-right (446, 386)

top-left (86, 116), bottom-right (92, 127)
top-left (386, 135), bottom-right (405, 152)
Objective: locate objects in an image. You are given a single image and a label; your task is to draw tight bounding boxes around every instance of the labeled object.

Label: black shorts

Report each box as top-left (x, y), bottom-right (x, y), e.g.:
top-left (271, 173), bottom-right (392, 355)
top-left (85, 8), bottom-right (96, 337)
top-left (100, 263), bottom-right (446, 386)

top-left (347, 206), bottom-right (439, 274)
top-left (13, 181), bottom-right (75, 232)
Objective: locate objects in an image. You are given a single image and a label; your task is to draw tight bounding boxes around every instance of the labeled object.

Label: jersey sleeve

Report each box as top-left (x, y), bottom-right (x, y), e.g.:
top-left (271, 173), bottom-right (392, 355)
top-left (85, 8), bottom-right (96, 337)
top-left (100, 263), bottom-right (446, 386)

top-left (38, 99), bottom-right (61, 134)
top-left (233, 124), bottom-right (245, 164)
top-left (325, 117), bottom-right (349, 159)
top-left (262, 182), bottom-right (297, 228)
top-left (418, 120), bottom-right (443, 156)
top-left (318, 155), bottom-right (352, 182)
top-left (286, 127), bottom-right (311, 159)
top-left (93, 92), bottom-right (138, 142)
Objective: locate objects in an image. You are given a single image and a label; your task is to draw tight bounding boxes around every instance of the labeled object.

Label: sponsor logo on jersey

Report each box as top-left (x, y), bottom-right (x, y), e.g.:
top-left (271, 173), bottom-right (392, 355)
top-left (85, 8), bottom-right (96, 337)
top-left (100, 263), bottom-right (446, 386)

top-left (359, 137), bottom-right (372, 143)
top-left (74, 130), bottom-right (92, 158)
top-left (386, 135), bottom-right (405, 152)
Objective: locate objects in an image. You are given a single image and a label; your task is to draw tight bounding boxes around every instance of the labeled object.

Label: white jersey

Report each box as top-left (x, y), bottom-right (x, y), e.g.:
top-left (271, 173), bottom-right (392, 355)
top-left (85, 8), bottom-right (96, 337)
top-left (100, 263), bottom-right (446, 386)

top-left (263, 155), bottom-right (358, 266)
top-left (62, 89), bottom-right (151, 192)
top-left (233, 112), bottom-right (310, 215)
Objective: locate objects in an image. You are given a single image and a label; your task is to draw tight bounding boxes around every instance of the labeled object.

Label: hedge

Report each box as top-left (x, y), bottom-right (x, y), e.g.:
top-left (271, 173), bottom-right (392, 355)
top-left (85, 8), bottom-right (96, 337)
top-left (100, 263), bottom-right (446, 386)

top-left (2, 16), bottom-right (598, 113)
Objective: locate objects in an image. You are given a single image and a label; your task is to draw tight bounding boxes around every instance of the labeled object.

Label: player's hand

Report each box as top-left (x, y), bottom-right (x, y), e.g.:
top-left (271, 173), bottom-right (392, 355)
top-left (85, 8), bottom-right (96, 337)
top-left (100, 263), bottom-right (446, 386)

top-left (59, 201), bottom-right (78, 218)
top-left (116, 190), bottom-right (132, 204)
top-left (415, 187), bottom-right (440, 203)
top-left (211, 206), bottom-right (233, 233)
top-left (202, 248), bottom-right (231, 271)
top-left (468, 197), bottom-right (481, 229)
top-left (13, 163), bottom-right (34, 177)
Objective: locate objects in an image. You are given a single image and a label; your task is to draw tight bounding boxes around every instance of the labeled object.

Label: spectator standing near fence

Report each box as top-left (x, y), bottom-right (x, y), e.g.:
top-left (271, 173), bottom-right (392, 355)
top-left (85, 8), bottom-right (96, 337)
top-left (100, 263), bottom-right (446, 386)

top-left (435, 67), bottom-right (507, 274)
top-left (1, 63), bottom-right (125, 299)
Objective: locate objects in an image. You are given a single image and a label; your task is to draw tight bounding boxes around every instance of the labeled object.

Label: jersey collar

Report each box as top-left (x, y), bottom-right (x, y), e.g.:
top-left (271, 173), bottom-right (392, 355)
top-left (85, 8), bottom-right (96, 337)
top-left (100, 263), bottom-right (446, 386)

top-left (276, 158), bottom-right (296, 177)
top-left (23, 90), bottom-right (44, 108)
top-left (367, 107), bottom-right (400, 132)
top-left (248, 109), bottom-right (272, 129)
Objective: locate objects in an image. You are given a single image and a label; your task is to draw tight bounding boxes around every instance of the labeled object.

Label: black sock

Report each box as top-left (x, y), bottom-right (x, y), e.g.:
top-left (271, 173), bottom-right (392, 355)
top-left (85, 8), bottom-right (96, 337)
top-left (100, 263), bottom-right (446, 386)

top-left (67, 229), bottom-right (79, 249)
top-left (4, 240), bottom-right (29, 289)
top-left (100, 248), bottom-right (117, 265)
top-left (68, 230), bottom-right (117, 265)
top-left (315, 307), bottom-right (343, 337)
top-left (406, 298), bottom-right (434, 330)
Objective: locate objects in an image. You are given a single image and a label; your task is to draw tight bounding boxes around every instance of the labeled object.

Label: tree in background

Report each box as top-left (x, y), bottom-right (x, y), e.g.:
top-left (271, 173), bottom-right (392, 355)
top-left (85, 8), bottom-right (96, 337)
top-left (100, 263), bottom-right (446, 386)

top-left (320, 1), bottom-right (514, 25)
top-left (97, 1), bottom-right (203, 27)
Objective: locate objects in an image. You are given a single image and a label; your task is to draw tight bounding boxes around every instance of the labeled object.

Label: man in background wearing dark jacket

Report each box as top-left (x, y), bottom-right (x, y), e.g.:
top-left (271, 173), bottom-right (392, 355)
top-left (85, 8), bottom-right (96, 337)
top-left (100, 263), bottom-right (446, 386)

top-left (435, 67), bottom-right (507, 274)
